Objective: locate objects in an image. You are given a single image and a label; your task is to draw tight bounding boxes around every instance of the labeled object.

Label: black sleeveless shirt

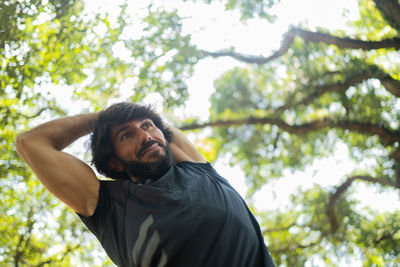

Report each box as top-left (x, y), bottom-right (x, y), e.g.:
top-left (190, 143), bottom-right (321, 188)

top-left (79, 162), bottom-right (275, 267)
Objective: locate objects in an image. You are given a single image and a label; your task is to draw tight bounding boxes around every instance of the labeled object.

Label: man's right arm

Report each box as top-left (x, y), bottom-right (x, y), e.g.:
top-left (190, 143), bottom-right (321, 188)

top-left (15, 113), bottom-right (100, 217)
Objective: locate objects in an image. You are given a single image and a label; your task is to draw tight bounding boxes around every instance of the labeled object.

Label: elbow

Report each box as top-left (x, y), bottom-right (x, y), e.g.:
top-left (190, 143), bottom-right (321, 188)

top-left (14, 131), bottom-right (36, 158)
top-left (14, 132), bottom-right (28, 156)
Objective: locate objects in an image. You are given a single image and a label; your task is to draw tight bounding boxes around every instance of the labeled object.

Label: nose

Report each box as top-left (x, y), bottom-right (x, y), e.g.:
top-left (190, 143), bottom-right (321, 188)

top-left (138, 128), bottom-right (152, 142)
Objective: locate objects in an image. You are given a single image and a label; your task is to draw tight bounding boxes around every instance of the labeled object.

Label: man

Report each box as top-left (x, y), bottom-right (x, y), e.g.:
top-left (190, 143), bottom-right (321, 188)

top-left (15, 102), bottom-right (275, 267)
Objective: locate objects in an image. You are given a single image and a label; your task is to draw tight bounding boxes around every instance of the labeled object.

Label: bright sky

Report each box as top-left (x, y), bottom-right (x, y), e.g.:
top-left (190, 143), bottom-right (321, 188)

top-left (73, 0), bottom-right (400, 214)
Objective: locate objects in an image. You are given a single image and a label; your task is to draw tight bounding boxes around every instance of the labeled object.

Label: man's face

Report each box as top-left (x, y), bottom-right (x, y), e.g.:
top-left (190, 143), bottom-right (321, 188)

top-left (110, 119), bottom-right (173, 180)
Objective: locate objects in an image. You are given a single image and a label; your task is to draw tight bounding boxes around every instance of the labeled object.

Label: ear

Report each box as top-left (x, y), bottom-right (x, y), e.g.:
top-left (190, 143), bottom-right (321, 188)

top-left (108, 156), bottom-right (124, 172)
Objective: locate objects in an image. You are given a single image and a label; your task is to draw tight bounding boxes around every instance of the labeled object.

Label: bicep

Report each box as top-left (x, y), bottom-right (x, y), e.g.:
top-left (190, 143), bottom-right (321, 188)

top-left (16, 137), bottom-right (99, 216)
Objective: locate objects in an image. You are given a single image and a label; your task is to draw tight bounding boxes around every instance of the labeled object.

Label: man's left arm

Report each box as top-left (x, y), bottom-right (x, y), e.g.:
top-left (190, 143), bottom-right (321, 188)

top-left (167, 124), bottom-right (207, 164)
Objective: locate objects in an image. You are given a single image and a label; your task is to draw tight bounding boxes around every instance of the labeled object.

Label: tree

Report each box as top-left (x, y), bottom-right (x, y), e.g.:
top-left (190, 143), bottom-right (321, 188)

top-left (1, 0), bottom-right (197, 265)
top-left (0, 0), bottom-right (123, 265)
top-left (3, 0), bottom-right (400, 266)
top-left (179, 0), bottom-right (400, 265)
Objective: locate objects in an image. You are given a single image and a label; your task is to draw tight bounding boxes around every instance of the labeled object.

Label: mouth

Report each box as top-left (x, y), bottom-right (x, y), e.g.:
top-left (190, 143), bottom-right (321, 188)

top-left (142, 143), bottom-right (160, 157)
top-left (137, 140), bottom-right (163, 158)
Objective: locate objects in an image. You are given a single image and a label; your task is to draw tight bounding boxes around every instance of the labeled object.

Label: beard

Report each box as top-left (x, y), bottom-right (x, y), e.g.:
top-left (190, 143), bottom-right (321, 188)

top-left (123, 142), bottom-right (173, 181)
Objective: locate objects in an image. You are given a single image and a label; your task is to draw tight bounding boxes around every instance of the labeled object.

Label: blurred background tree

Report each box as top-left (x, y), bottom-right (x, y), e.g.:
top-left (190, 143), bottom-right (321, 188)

top-left (1, 0), bottom-right (399, 266)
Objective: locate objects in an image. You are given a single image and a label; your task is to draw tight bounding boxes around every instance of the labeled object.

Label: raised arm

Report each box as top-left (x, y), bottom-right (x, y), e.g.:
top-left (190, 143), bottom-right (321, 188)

top-left (167, 124), bottom-right (207, 164)
top-left (15, 114), bottom-right (100, 217)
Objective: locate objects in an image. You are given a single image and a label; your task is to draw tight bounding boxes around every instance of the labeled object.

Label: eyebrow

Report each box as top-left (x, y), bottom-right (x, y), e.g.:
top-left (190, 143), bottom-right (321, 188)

top-left (141, 118), bottom-right (152, 125)
top-left (113, 125), bottom-right (131, 141)
top-left (112, 119), bottom-right (152, 141)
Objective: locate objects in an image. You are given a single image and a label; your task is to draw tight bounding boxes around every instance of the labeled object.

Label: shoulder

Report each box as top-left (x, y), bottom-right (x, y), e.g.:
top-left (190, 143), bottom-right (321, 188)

top-left (177, 161), bottom-right (232, 185)
top-left (175, 161), bottom-right (220, 177)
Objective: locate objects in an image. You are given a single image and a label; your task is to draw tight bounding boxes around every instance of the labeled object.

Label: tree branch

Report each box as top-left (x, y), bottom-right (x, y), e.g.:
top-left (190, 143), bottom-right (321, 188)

top-left (274, 69), bottom-right (400, 113)
top-left (269, 236), bottom-right (322, 254)
top-left (327, 175), bottom-right (398, 233)
top-left (390, 148), bottom-right (400, 188)
top-left (292, 28), bottom-right (400, 50)
top-left (263, 222), bottom-right (298, 234)
top-left (14, 207), bottom-right (35, 267)
top-left (180, 117), bottom-right (400, 145)
top-left (200, 27), bottom-right (400, 64)
top-left (36, 244), bottom-right (80, 267)
top-left (276, 73), bottom-right (372, 112)
top-left (200, 29), bottom-right (295, 64)
top-left (0, 106), bottom-right (66, 120)
top-left (16, 107), bottom-right (51, 119)
top-left (380, 75), bottom-right (400, 97)
top-left (374, 228), bottom-right (400, 245)
top-left (374, 0), bottom-right (400, 31)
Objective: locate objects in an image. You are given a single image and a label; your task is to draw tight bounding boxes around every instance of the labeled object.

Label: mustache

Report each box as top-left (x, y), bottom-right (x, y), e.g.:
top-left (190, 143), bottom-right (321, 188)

top-left (137, 139), bottom-right (163, 158)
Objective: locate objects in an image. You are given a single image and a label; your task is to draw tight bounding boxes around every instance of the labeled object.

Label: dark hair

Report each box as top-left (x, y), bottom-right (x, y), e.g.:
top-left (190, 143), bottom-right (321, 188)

top-left (90, 102), bottom-right (173, 180)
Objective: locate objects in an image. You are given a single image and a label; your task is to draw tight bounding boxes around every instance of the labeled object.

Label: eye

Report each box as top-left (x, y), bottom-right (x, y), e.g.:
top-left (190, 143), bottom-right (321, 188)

top-left (142, 121), bottom-right (152, 129)
top-left (120, 131), bottom-right (133, 141)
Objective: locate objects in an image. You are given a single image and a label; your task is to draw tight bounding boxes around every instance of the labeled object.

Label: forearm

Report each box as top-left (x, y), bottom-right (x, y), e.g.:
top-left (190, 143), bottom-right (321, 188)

top-left (166, 123), bottom-right (206, 163)
top-left (15, 113), bottom-right (99, 153)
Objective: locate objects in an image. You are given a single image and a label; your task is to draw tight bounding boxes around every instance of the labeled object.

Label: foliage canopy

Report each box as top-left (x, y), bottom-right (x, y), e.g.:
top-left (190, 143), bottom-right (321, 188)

top-left (1, 0), bottom-right (399, 266)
